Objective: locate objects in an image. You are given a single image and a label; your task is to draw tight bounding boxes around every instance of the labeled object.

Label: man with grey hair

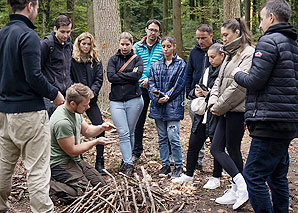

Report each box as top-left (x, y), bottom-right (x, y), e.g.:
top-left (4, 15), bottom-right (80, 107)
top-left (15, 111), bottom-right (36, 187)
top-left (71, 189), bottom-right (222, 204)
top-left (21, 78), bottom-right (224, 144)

top-left (0, 0), bottom-right (64, 212)
top-left (232, 0), bottom-right (298, 211)
top-left (50, 83), bottom-right (116, 203)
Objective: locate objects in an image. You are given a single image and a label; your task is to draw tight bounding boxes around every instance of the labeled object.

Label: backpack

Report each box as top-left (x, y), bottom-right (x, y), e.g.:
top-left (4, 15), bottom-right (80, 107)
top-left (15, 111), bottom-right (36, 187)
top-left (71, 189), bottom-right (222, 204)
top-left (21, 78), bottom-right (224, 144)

top-left (41, 34), bottom-right (54, 65)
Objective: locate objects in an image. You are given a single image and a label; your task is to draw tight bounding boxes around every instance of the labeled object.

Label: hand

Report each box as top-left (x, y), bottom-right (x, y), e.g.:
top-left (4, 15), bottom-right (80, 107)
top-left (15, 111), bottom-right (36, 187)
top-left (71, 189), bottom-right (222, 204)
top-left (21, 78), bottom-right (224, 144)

top-left (52, 91), bottom-right (65, 106)
top-left (133, 67), bottom-right (138, 72)
top-left (210, 108), bottom-right (220, 116)
top-left (195, 88), bottom-right (204, 97)
top-left (101, 122), bottom-right (116, 131)
top-left (157, 95), bottom-right (169, 104)
top-left (140, 78), bottom-right (148, 89)
top-left (231, 67), bottom-right (241, 78)
top-left (96, 137), bottom-right (117, 145)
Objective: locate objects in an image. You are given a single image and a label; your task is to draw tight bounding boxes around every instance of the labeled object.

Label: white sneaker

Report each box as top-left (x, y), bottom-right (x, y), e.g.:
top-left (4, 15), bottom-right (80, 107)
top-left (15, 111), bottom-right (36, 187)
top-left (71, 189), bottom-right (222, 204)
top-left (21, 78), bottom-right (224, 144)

top-left (171, 173), bottom-right (193, 184)
top-left (203, 177), bottom-right (220, 189)
top-left (215, 188), bottom-right (237, 205)
top-left (233, 190), bottom-right (249, 210)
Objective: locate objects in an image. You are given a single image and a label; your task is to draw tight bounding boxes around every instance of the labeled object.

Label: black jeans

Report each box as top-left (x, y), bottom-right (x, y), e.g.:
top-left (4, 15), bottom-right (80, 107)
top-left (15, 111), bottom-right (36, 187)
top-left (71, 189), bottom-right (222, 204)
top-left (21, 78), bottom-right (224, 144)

top-left (186, 122), bottom-right (222, 177)
top-left (85, 102), bottom-right (104, 160)
top-left (210, 112), bottom-right (244, 178)
top-left (133, 88), bottom-right (150, 158)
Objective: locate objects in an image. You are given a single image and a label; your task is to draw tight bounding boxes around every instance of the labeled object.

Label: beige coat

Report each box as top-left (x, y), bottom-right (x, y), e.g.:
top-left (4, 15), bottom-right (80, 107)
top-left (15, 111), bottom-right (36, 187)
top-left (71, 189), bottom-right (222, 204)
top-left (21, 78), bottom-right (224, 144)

top-left (208, 44), bottom-right (255, 115)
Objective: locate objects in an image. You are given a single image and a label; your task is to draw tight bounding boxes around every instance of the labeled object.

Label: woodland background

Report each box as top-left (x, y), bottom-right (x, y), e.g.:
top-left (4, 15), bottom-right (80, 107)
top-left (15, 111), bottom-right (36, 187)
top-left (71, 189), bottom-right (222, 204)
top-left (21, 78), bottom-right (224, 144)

top-left (0, 0), bottom-right (297, 110)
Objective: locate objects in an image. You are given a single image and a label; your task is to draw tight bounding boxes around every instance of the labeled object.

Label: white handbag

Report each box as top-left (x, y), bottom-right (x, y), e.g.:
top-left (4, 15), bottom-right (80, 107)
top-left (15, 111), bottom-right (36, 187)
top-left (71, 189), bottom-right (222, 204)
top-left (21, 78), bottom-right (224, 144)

top-left (191, 97), bottom-right (207, 115)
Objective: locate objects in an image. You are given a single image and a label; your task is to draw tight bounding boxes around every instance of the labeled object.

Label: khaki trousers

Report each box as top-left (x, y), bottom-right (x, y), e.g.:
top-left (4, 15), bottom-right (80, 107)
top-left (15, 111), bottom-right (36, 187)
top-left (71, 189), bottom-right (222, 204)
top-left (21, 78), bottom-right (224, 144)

top-left (0, 111), bottom-right (54, 213)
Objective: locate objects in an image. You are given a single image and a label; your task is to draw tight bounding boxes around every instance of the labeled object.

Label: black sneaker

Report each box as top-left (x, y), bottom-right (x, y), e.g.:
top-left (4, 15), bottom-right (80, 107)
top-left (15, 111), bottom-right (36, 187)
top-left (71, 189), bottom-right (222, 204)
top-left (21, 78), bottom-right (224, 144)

top-left (123, 164), bottom-right (134, 177)
top-left (118, 160), bottom-right (125, 173)
top-left (171, 166), bottom-right (183, 178)
top-left (159, 165), bottom-right (171, 177)
top-left (195, 162), bottom-right (203, 171)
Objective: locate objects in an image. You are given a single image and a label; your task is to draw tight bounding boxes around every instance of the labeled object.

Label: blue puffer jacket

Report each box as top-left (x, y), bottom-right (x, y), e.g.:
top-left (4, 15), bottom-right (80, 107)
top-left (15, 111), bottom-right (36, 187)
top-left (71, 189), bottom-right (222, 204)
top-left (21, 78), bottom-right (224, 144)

top-left (148, 54), bottom-right (187, 121)
top-left (133, 36), bottom-right (163, 83)
top-left (234, 23), bottom-right (298, 123)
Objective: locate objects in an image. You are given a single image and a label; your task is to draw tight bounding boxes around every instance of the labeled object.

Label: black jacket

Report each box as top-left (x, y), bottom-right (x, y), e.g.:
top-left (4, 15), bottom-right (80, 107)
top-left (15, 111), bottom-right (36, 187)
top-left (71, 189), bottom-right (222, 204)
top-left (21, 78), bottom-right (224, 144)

top-left (107, 50), bottom-right (143, 101)
top-left (0, 14), bottom-right (58, 113)
top-left (71, 58), bottom-right (103, 104)
top-left (189, 65), bottom-right (220, 136)
top-left (186, 39), bottom-right (218, 96)
top-left (41, 32), bottom-right (73, 95)
top-left (234, 23), bottom-right (298, 139)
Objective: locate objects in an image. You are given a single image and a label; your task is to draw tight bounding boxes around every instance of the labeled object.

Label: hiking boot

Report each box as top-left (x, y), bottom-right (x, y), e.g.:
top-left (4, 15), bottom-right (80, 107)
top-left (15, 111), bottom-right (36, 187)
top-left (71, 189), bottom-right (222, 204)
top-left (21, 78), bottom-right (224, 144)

top-left (203, 177), bottom-right (220, 189)
top-left (215, 187), bottom-right (237, 205)
top-left (195, 162), bottom-right (203, 171)
top-left (172, 173), bottom-right (193, 184)
top-left (159, 165), bottom-right (171, 177)
top-left (95, 156), bottom-right (105, 174)
top-left (171, 166), bottom-right (183, 178)
top-left (118, 160), bottom-right (125, 173)
top-left (123, 164), bottom-right (134, 177)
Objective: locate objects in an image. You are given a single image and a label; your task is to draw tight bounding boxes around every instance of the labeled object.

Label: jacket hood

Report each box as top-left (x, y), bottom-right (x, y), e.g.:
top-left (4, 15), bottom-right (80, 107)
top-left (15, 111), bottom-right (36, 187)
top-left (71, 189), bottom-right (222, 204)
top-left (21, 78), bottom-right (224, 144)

top-left (50, 31), bottom-right (72, 46)
top-left (265, 22), bottom-right (297, 40)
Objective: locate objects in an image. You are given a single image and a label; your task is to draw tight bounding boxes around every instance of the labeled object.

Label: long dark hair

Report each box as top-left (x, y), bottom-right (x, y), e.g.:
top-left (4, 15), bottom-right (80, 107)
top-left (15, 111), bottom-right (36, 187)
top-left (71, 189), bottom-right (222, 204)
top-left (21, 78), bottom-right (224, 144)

top-left (222, 18), bottom-right (253, 53)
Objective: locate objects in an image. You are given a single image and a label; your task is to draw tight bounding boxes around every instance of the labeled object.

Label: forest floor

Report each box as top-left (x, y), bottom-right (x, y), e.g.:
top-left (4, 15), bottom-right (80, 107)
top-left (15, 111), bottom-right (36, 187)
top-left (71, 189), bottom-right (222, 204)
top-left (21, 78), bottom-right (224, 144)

top-left (7, 109), bottom-right (298, 213)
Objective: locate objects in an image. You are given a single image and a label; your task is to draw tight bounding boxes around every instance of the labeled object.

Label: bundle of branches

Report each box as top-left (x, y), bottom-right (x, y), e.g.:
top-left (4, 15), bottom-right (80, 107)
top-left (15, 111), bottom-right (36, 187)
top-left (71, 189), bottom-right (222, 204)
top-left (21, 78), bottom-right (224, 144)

top-left (62, 166), bottom-right (176, 213)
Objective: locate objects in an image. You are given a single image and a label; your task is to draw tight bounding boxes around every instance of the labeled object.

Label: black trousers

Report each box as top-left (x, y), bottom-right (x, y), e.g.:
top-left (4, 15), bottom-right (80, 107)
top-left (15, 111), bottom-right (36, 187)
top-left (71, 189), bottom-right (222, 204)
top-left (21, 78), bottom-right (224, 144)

top-left (85, 102), bottom-right (104, 161)
top-left (186, 123), bottom-right (222, 177)
top-left (133, 88), bottom-right (150, 158)
top-left (210, 112), bottom-right (245, 178)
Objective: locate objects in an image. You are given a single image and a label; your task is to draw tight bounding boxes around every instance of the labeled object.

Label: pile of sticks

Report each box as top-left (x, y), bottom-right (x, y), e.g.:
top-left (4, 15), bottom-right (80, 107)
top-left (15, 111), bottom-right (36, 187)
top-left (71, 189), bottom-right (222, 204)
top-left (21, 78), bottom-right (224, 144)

top-left (62, 166), bottom-right (174, 213)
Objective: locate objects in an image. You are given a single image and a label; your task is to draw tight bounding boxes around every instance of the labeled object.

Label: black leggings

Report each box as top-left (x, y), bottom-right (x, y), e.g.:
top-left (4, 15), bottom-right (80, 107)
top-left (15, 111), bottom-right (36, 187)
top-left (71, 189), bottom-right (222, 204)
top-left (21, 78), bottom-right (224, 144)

top-left (210, 112), bottom-right (244, 178)
top-left (85, 102), bottom-right (104, 157)
top-left (186, 123), bottom-right (222, 177)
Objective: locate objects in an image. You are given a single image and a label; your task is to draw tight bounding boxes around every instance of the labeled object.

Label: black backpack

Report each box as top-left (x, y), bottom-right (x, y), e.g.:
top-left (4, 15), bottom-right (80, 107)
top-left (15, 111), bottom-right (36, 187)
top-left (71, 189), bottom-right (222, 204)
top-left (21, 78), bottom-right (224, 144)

top-left (41, 34), bottom-right (54, 65)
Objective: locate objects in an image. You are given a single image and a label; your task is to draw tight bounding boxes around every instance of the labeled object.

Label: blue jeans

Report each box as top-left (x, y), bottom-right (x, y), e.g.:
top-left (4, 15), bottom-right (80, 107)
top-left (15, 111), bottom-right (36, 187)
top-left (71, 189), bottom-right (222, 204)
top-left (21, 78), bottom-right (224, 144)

top-left (155, 120), bottom-right (183, 167)
top-left (110, 96), bottom-right (144, 164)
top-left (243, 137), bottom-right (291, 213)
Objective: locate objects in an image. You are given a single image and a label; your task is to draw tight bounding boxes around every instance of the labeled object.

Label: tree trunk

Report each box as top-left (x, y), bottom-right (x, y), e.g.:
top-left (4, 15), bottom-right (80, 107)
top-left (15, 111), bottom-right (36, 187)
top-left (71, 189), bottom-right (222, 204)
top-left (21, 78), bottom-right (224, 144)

top-left (245, 0), bottom-right (251, 30)
top-left (163, 0), bottom-right (169, 35)
top-left (93, 0), bottom-right (121, 111)
top-left (223, 0), bottom-right (240, 21)
top-left (39, 0), bottom-right (51, 35)
top-left (173, 0), bottom-right (185, 59)
top-left (189, 0), bottom-right (195, 20)
top-left (87, 0), bottom-right (94, 35)
top-left (67, 0), bottom-right (75, 28)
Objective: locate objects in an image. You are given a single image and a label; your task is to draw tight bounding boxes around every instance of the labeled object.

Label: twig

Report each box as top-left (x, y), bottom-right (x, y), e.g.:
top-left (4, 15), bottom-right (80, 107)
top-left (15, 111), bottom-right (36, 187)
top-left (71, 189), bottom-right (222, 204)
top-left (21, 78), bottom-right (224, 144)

top-left (141, 166), bottom-right (156, 213)
top-left (130, 186), bottom-right (139, 213)
top-left (97, 195), bottom-right (119, 213)
top-left (134, 173), bottom-right (147, 206)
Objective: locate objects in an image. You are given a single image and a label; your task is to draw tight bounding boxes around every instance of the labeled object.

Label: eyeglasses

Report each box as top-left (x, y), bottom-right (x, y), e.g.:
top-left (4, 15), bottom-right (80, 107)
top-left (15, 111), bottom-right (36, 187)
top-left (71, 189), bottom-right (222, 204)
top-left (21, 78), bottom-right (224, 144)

top-left (148, 28), bottom-right (159, 33)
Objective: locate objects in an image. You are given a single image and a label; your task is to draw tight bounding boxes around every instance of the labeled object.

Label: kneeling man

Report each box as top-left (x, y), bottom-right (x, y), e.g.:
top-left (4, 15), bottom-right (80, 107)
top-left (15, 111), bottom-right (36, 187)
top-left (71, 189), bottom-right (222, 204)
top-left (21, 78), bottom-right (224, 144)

top-left (50, 83), bottom-right (116, 202)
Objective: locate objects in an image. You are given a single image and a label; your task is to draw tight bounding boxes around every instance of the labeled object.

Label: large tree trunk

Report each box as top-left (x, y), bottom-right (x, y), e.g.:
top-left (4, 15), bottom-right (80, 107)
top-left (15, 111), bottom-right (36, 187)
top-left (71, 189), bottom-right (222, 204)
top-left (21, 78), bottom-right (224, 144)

top-left (163, 0), bottom-right (169, 35)
top-left (87, 0), bottom-right (94, 35)
top-left (39, 0), bottom-right (51, 35)
top-left (93, 0), bottom-right (121, 111)
top-left (67, 0), bottom-right (75, 28)
top-left (223, 0), bottom-right (240, 21)
top-left (245, 0), bottom-right (251, 30)
top-left (173, 0), bottom-right (184, 59)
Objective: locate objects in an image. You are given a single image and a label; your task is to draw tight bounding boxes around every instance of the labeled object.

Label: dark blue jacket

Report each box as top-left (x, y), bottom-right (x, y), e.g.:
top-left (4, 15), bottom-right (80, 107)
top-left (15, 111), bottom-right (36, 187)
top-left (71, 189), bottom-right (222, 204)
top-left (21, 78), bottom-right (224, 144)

top-left (41, 32), bottom-right (73, 95)
top-left (186, 39), bottom-right (217, 96)
top-left (0, 14), bottom-right (58, 113)
top-left (234, 23), bottom-right (298, 139)
top-left (148, 55), bottom-right (187, 121)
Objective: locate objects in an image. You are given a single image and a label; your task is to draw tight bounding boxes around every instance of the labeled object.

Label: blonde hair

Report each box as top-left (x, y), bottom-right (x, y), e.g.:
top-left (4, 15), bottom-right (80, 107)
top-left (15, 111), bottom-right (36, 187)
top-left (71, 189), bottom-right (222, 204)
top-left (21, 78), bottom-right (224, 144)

top-left (72, 32), bottom-right (100, 64)
top-left (119, 32), bottom-right (134, 44)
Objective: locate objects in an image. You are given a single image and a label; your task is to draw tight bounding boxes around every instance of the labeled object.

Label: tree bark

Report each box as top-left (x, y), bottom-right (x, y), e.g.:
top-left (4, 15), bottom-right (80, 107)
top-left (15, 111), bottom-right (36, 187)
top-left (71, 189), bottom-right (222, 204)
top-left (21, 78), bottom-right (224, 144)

top-left (93, 0), bottom-right (121, 111)
top-left (173, 0), bottom-right (185, 59)
top-left (163, 0), bottom-right (169, 35)
top-left (223, 0), bottom-right (240, 21)
top-left (67, 0), bottom-right (75, 28)
top-left (87, 0), bottom-right (95, 35)
top-left (245, 0), bottom-right (251, 30)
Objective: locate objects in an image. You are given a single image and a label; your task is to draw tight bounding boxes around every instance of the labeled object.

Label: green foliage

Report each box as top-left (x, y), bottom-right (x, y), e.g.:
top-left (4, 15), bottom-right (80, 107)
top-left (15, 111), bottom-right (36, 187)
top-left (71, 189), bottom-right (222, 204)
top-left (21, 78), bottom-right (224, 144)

top-left (0, 1), bottom-right (9, 28)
